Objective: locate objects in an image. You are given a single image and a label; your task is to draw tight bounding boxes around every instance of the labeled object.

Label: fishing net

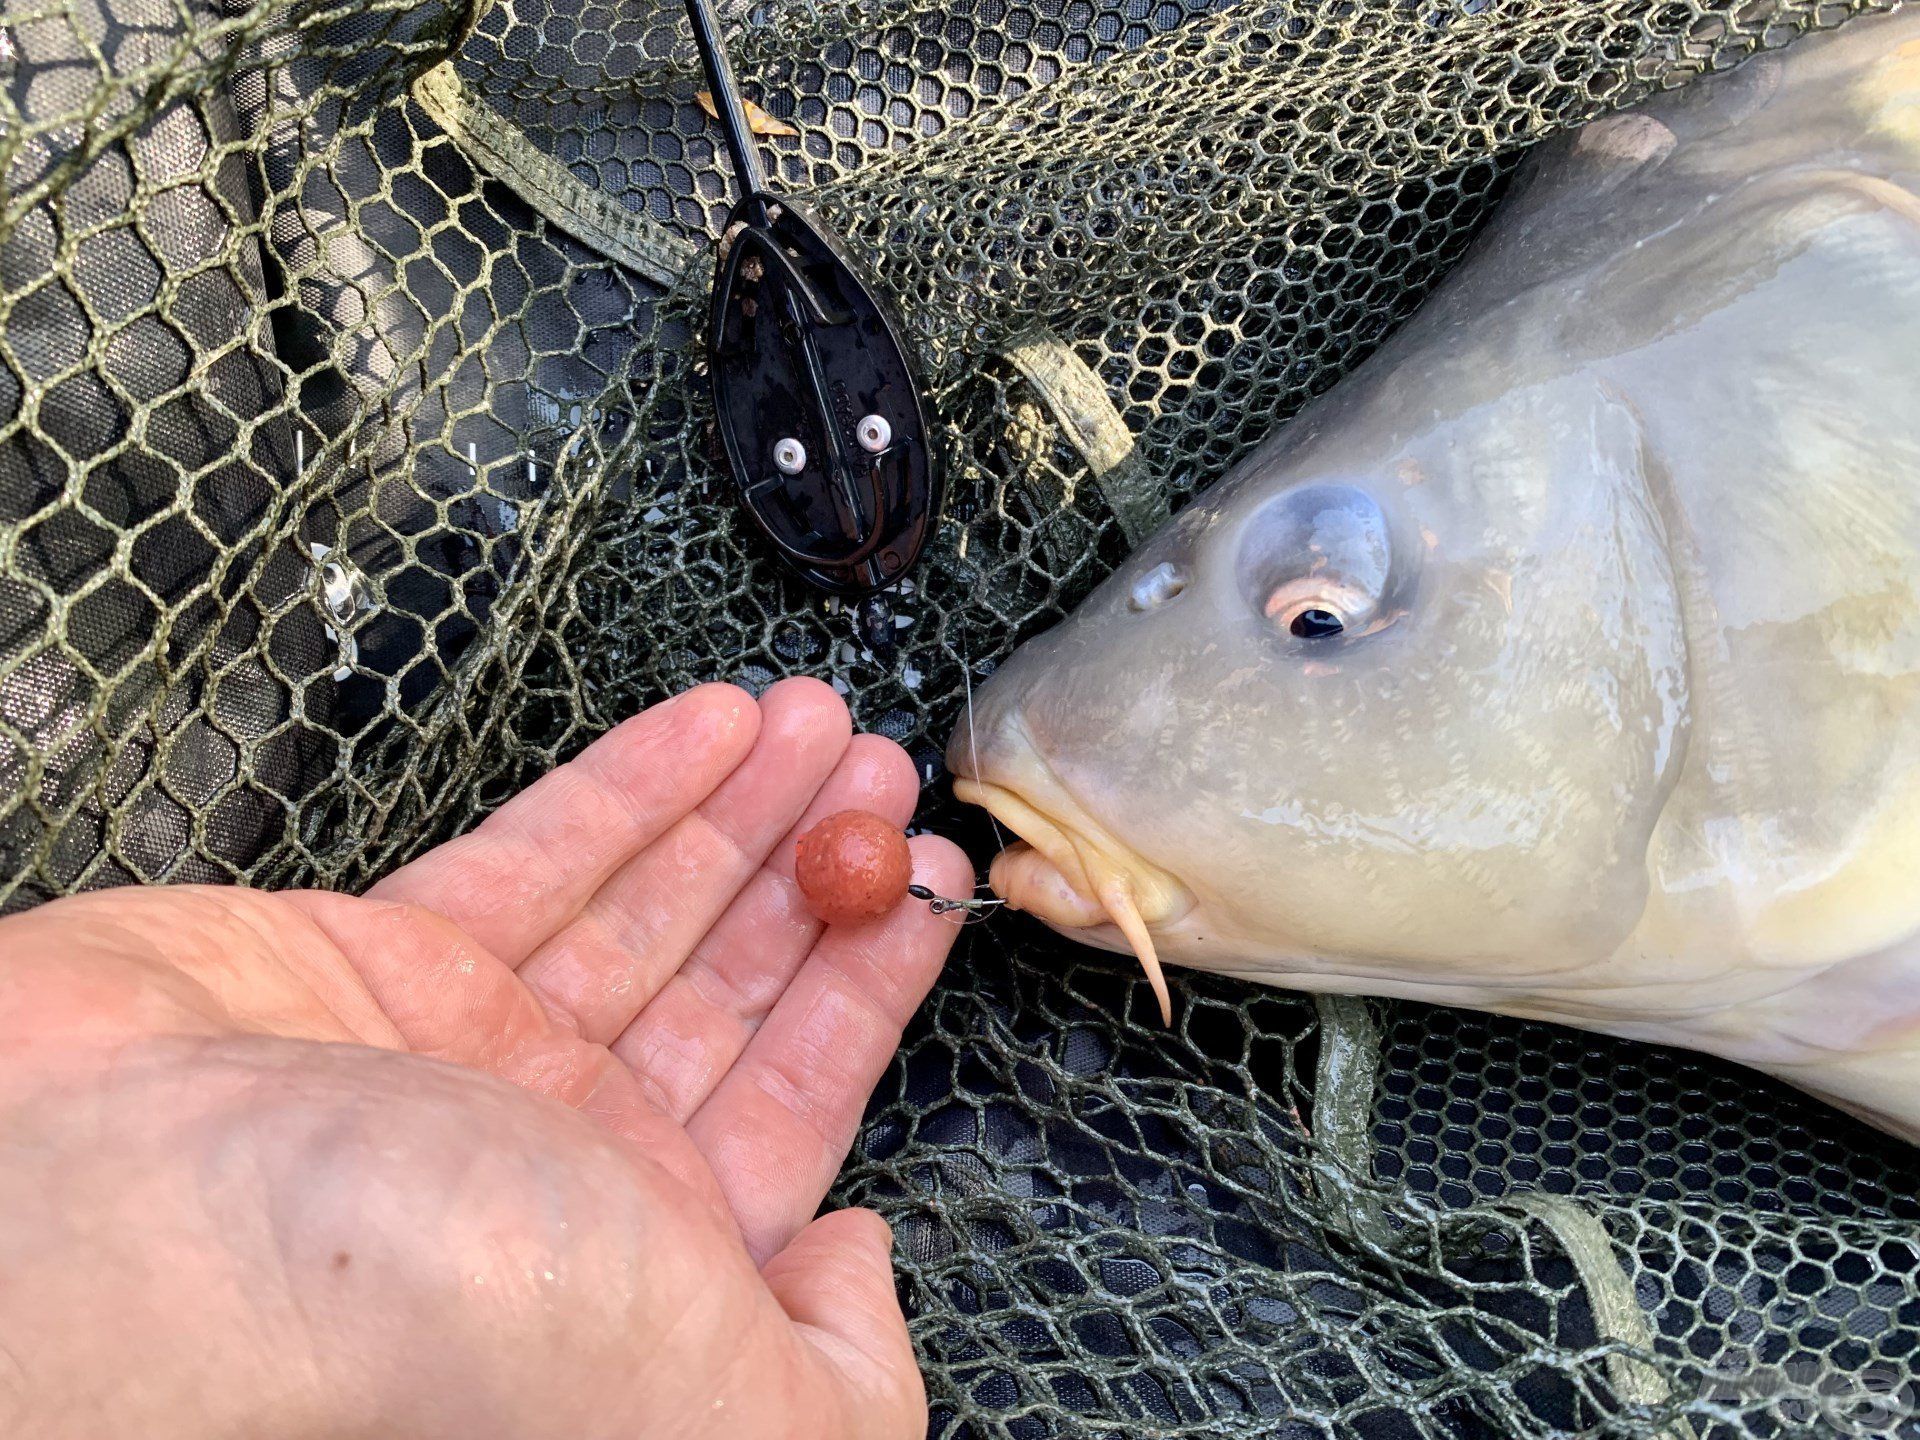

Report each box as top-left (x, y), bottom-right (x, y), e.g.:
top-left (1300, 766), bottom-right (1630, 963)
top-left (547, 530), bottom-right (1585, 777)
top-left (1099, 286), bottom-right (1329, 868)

top-left (2, 0), bottom-right (1915, 1431)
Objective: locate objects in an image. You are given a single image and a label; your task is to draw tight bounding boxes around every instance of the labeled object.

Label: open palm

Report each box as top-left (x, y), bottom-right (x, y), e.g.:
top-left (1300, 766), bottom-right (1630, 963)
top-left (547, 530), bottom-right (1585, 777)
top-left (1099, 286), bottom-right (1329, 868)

top-left (0, 678), bottom-right (969, 1439)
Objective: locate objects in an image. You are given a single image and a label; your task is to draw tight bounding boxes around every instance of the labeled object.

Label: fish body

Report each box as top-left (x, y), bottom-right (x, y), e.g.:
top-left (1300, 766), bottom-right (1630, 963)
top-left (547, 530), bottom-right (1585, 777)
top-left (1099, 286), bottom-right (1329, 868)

top-left (950, 9), bottom-right (1920, 1139)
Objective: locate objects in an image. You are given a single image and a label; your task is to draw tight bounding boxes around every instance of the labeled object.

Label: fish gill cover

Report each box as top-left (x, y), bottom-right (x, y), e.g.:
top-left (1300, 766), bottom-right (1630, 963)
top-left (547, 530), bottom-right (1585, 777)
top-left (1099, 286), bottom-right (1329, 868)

top-left (0, 0), bottom-right (1915, 1434)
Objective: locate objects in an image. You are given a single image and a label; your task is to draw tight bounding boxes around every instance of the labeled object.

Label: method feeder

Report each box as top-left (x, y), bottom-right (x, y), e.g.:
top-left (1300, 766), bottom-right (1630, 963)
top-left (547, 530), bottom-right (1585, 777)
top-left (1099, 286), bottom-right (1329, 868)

top-left (685, 0), bottom-right (939, 628)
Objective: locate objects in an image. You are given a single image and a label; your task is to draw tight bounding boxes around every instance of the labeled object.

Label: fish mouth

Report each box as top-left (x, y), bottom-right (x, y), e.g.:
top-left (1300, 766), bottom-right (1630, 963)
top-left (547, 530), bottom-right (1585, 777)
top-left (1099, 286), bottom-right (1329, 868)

top-left (951, 769), bottom-right (1196, 1025)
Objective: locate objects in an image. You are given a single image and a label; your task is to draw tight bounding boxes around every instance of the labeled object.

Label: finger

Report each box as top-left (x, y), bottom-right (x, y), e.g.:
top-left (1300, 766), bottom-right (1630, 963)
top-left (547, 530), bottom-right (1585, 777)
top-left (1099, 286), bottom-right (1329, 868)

top-left (607, 733), bottom-right (919, 1122)
top-left (764, 1209), bottom-right (926, 1440)
top-left (368, 684), bottom-right (760, 965)
top-left (513, 677), bottom-right (851, 1044)
top-left (686, 834), bottom-right (973, 1263)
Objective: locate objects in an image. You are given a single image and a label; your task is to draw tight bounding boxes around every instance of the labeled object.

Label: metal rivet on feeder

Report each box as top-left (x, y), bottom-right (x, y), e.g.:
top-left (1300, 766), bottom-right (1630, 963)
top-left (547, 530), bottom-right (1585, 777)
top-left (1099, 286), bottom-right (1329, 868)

top-left (773, 437), bottom-right (807, 474)
top-left (856, 414), bottom-right (892, 453)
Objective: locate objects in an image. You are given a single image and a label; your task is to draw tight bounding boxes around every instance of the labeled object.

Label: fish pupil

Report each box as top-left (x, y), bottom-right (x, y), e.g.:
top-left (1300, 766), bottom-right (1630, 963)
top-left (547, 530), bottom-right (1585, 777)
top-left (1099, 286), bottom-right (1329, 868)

top-left (1290, 608), bottom-right (1344, 639)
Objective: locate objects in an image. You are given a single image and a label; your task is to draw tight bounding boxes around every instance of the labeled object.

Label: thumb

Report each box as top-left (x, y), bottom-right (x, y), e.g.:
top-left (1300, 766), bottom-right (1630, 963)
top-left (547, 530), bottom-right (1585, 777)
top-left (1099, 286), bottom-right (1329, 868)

top-left (762, 1208), bottom-right (926, 1440)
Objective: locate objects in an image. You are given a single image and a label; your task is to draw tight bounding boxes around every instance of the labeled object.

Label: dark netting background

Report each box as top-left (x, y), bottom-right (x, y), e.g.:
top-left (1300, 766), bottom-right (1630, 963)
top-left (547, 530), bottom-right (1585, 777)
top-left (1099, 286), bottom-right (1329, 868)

top-left (2, 0), bottom-right (1917, 1433)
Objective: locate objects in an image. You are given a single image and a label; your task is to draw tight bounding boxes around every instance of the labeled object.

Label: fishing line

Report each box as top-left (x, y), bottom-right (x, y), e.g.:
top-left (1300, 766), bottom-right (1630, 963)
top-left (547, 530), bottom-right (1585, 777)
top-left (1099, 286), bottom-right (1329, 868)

top-left (960, 635), bottom-right (1010, 857)
top-left (941, 633), bottom-right (1011, 923)
top-left (873, 632), bottom-right (1015, 927)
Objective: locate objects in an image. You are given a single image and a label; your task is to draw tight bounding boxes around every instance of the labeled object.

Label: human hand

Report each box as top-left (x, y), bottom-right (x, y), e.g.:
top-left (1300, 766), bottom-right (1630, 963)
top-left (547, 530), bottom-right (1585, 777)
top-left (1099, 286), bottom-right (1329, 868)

top-left (0, 679), bottom-right (968, 1439)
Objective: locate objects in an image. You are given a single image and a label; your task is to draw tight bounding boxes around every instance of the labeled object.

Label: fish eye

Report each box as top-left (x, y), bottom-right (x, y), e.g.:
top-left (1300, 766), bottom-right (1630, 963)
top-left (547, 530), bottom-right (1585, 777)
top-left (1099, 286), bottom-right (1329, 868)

top-left (1237, 484), bottom-right (1401, 644)
top-left (1263, 575), bottom-right (1374, 638)
top-left (1291, 609), bottom-right (1343, 638)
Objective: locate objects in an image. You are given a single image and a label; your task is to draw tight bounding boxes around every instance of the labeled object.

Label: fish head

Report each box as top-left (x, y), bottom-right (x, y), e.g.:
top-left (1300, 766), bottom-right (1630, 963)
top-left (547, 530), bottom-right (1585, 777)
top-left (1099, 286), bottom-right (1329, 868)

top-left (949, 371), bottom-right (1692, 1020)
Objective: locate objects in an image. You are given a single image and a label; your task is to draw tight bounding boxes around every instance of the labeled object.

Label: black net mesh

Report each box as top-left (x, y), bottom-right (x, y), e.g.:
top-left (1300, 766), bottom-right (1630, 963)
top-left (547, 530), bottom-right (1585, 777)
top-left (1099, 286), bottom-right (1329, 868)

top-left (2, 0), bottom-right (1916, 1432)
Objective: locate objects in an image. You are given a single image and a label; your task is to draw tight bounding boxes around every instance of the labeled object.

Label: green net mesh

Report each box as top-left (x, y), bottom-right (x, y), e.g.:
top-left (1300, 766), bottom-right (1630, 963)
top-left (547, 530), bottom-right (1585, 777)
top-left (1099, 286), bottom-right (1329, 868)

top-left (2, 0), bottom-right (1916, 1432)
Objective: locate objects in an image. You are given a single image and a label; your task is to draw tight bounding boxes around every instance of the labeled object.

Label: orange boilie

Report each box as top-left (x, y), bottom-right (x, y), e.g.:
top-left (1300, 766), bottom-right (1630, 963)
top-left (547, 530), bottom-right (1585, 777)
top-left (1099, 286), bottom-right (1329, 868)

top-left (794, 810), bottom-right (913, 926)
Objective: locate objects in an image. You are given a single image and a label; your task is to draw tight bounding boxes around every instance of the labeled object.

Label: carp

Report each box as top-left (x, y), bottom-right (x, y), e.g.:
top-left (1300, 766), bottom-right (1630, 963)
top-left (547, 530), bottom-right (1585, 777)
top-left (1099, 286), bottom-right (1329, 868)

top-left (950, 9), bottom-right (1920, 1140)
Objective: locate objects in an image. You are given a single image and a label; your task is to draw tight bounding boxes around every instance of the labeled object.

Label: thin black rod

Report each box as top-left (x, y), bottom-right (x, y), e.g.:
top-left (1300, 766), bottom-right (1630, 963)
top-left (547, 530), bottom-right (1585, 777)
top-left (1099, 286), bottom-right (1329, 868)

top-left (683, 0), bottom-right (769, 202)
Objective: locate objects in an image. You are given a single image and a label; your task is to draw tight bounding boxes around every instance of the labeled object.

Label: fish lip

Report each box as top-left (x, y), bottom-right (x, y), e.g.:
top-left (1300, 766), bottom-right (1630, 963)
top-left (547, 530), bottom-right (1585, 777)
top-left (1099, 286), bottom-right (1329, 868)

top-left (949, 740), bottom-right (1195, 931)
